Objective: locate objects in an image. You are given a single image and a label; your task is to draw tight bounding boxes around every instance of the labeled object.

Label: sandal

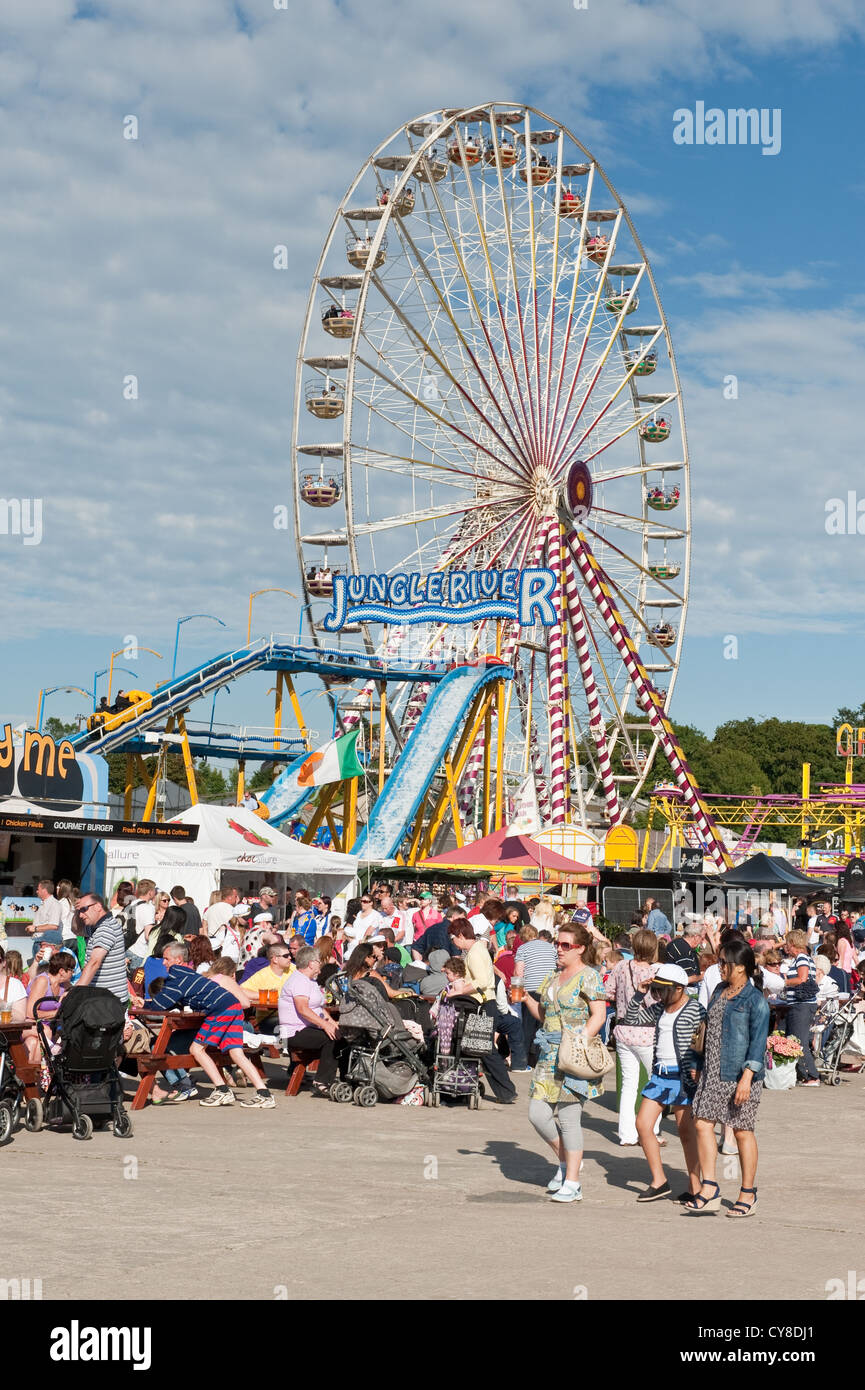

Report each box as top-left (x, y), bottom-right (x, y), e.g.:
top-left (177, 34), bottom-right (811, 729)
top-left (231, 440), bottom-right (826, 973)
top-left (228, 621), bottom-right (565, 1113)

top-left (683, 1180), bottom-right (721, 1214)
top-left (726, 1186), bottom-right (758, 1218)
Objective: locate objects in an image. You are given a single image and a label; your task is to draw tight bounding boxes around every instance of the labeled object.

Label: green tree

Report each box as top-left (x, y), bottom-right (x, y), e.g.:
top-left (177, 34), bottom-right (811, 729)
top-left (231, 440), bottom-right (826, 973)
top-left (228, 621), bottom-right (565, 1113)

top-left (43, 717), bottom-right (77, 741)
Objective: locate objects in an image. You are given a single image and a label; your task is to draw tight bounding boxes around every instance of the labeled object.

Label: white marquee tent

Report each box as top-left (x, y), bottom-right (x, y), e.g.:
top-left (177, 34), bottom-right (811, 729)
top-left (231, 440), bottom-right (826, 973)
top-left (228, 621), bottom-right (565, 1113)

top-left (103, 803), bottom-right (358, 909)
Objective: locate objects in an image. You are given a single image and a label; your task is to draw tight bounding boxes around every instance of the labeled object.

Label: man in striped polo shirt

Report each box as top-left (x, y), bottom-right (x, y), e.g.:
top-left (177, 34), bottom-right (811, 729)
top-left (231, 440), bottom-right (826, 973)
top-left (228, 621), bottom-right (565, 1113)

top-left (513, 925), bottom-right (558, 1066)
top-left (75, 894), bottom-right (135, 1005)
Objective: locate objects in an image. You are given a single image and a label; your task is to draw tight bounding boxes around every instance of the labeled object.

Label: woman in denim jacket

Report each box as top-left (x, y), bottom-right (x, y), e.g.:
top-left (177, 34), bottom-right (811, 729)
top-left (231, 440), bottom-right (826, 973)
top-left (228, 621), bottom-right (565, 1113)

top-left (688, 937), bottom-right (770, 1218)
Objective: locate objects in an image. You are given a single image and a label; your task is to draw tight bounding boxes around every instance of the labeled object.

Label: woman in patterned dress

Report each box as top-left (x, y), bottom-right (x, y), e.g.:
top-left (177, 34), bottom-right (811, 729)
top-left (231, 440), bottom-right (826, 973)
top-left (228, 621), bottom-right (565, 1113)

top-left (521, 923), bottom-right (607, 1204)
top-left (689, 937), bottom-right (770, 1217)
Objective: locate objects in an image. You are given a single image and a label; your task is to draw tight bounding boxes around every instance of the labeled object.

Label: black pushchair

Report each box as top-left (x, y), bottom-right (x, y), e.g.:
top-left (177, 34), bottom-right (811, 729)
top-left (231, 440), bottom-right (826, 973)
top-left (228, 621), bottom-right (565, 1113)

top-left (0, 1030), bottom-right (31, 1144)
top-left (427, 995), bottom-right (494, 1110)
top-left (34, 986), bottom-right (133, 1140)
top-left (329, 977), bottom-right (429, 1107)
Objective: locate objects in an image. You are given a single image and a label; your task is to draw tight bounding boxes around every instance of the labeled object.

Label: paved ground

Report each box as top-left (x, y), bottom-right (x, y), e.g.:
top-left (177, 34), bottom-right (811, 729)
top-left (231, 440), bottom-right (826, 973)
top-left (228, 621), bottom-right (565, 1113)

top-left (3, 1060), bottom-right (862, 1301)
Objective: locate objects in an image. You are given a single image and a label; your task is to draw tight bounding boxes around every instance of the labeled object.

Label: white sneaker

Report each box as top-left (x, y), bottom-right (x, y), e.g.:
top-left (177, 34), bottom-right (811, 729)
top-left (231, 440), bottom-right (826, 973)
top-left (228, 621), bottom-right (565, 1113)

top-left (547, 1169), bottom-right (564, 1192)
top-left (550, 1181), bottom-right (583, 1203)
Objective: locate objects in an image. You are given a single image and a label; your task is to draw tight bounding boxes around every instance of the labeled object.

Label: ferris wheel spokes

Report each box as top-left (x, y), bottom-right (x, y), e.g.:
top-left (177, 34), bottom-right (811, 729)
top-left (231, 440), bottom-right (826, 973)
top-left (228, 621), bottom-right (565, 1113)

top-left (412, 152), bottom-right (542, 468)
top-left (544, 210), bottom-right (624, 469)
top-left (443, 122), bottom-right (541, 461)
top-left (370, 225), bottom-right (537, 468)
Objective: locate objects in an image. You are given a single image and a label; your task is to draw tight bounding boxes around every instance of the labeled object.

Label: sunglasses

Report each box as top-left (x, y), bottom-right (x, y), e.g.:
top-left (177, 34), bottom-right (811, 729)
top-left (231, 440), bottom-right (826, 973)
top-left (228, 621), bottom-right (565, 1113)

top-left (556, 941), bottom-right (577, 950)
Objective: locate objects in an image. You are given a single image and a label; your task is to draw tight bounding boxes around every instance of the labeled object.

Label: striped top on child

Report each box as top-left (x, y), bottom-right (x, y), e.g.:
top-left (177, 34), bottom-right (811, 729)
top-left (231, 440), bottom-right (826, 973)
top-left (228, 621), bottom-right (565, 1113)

top-left (149, 965), bottom-right (239, 1017)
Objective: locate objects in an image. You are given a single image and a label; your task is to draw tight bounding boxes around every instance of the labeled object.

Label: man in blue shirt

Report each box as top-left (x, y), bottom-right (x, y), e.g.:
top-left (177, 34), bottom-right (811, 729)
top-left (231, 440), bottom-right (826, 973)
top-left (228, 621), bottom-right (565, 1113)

top-left (645, 897), bottom-right (673, 937)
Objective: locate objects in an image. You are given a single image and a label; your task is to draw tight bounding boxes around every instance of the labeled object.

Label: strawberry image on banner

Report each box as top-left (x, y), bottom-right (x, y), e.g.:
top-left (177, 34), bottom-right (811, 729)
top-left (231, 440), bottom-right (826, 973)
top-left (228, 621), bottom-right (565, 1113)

top-left (297, 730), bottom-right (365, 789)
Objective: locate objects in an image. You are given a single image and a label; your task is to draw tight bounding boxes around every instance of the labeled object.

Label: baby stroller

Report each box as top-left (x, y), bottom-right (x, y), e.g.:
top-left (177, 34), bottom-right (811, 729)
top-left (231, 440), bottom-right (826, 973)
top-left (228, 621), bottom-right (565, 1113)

top-left (813, 988), bottom-right (865, 1086)
top-left (34, 986), bottom-right (133, 1140)
top-left (0, 1029), bottom-right (33, 1145)
top-left (329, 977), bottom-right (429, 1107)
top-left (427, 995), bottom-right (494, 1110)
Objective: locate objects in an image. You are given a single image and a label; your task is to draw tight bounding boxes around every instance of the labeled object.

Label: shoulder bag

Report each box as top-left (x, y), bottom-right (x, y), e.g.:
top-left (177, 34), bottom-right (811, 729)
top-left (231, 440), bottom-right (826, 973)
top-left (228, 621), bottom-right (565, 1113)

top-left (554, 976), bottom-right (615, 1080)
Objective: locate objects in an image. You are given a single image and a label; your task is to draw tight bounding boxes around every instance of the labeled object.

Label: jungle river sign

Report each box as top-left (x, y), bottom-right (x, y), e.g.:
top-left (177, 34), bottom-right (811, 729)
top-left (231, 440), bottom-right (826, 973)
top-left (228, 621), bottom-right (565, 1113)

top-left (323, 567), bottom-right (558, 631)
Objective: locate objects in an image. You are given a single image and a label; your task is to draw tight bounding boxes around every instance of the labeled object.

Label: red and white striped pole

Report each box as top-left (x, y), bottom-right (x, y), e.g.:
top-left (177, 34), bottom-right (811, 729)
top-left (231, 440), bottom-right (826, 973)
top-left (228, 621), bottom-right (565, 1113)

top-left (544, 520), bottom-right (569, 827)
top-left (559, 542), bottom-right (622, 825)
top-left (567, 529), bottom-right (731, 870)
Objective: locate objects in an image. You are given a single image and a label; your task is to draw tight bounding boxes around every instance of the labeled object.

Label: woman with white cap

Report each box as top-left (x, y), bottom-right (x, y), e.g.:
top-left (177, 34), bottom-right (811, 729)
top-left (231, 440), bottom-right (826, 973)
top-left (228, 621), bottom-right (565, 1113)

top-left (634, 962), bottom-right (705, 1203)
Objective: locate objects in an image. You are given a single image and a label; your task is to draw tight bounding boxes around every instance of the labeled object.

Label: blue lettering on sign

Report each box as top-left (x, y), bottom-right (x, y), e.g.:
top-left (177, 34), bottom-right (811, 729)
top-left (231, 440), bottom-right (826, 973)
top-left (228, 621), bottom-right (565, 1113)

top-left (322, 568), bottom-right (558, 630)
top-left (518, 568), bottom-right (557, 626)
top-left (389, 573), bottom-right (408, 605)
top-left (367, 574), bottom-right (387, 603)
top-left (450, 572), bottom-right (469, 603)
top-left (500, 568), bottom-right (518, 601)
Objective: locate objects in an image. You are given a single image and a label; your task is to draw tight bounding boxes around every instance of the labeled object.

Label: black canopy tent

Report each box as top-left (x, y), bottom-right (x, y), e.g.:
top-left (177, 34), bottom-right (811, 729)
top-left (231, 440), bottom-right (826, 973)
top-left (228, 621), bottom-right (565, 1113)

top-left (714, 852), bottom-right (826, 893)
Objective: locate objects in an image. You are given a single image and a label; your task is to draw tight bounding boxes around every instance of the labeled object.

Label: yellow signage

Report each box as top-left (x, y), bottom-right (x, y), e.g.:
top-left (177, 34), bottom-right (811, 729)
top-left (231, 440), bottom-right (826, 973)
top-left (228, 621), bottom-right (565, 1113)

top-left (836, 724), bottom-right (865, 758)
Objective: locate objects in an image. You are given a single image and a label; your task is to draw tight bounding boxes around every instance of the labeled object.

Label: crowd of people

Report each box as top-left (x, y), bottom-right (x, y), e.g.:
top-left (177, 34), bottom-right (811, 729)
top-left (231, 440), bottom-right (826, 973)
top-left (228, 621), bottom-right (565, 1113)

top-left (4, 875), bottom-right (862, 1208)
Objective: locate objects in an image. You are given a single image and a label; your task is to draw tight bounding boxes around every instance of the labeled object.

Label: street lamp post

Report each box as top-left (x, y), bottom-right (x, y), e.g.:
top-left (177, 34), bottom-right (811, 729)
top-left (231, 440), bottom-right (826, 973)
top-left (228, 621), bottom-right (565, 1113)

top-left (246, 587), bottom-right (298, 645)
top-left (107, 646), bottom-right (163, 704)
top-left (171, 613), bottom-right (226, 679)
top-left (35, 686), bottom-right (93, 733)
top-left (208, 685), bottom-right (231, 740)
top-left (92, 665), bottom-right (138, 712)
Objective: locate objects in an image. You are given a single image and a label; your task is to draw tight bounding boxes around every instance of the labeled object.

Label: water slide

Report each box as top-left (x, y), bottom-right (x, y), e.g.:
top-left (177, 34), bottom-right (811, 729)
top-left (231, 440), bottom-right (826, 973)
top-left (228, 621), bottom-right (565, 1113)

top-left (353, 659), bottom-right (511, 863)
top-left (74, 637), bottom-right (508, 861)
top-left (70, 638), bottom-right (447, 758)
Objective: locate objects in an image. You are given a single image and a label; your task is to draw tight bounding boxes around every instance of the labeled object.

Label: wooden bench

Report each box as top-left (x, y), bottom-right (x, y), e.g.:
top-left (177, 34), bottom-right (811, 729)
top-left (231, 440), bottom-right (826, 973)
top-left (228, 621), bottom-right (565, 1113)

top-left (285, 1050), bottom-right (319, 1096)
top-left (129, 1010), bottom-right (274, 1110)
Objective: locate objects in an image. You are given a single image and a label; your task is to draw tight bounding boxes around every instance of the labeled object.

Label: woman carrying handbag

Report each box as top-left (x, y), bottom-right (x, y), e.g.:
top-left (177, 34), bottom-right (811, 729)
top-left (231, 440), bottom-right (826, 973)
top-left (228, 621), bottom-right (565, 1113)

top-left (522, 923), bottom-right (608, 1204)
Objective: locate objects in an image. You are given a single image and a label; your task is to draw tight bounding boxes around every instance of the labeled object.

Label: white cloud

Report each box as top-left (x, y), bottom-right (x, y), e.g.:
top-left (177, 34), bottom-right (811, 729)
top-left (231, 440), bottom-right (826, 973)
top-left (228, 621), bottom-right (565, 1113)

top-left (676, 303), bottom-right (865, 637)
top-left (671, 264), bottom-right (823, 299)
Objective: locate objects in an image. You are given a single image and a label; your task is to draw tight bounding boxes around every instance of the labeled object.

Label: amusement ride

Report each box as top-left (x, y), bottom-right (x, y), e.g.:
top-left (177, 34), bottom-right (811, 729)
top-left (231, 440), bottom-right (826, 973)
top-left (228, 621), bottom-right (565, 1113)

top-left (65, 103), bottom-right (744, 872)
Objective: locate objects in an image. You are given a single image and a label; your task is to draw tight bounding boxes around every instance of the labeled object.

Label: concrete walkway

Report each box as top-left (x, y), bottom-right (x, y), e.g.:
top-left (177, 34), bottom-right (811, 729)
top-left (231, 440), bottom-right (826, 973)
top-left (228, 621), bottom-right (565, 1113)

top-left (3, 1067), bottom-right (862, 1300)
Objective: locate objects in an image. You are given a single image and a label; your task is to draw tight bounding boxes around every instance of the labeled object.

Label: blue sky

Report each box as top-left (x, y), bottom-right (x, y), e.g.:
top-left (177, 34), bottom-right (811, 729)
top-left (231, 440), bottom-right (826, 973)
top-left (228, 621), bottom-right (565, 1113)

top-left (2, 0), bottom-right (864, 748)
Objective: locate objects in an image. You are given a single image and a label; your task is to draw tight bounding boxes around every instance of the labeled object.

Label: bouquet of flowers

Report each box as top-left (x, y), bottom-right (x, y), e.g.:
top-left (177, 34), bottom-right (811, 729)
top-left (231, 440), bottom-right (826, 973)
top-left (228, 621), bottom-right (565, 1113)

top-left (765, 1031), bottom-right (803, 1066)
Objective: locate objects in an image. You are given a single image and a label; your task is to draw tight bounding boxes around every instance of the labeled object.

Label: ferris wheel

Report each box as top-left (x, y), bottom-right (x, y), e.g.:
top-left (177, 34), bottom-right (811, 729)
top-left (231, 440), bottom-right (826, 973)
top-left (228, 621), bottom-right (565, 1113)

top-left (292, 102), bottom-right (691, 838)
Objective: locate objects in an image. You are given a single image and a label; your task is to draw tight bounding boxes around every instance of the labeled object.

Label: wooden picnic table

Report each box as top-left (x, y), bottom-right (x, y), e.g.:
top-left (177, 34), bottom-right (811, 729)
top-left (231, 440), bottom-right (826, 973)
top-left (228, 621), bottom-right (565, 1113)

top-left (129, 1007), bottom-right (279, 1110)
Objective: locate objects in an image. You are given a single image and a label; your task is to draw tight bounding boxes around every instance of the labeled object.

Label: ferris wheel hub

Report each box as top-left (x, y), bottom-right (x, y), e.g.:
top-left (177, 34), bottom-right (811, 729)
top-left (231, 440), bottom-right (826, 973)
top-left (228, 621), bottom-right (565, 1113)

top-left (531, 465), bottom-right (559, 515)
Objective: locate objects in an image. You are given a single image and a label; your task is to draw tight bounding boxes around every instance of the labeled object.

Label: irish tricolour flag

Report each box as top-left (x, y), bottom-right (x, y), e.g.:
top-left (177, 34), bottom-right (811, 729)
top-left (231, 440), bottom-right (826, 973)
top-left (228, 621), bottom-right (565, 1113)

top-left (297, 730), bottom-right (365, 789)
